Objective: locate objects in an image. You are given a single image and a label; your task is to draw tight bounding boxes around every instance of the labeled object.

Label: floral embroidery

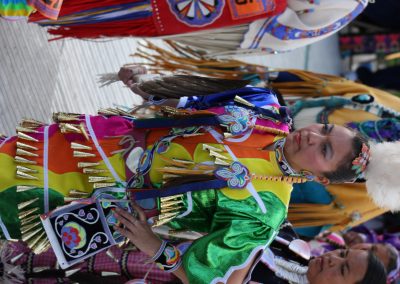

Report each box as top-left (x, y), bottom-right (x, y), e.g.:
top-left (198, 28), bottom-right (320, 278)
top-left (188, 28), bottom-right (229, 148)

top-left (218, 106), bottom-right (252, 136)
top-left (61, 222), bottom-right (86, 250)
top-left (215, 161), bottom-right (250, 189)
top-left (351, 143), bottom-right (370, 175)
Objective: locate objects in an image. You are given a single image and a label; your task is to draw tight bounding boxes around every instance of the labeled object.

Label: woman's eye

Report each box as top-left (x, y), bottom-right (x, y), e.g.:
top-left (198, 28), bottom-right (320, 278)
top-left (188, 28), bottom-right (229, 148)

top-left (322, 124), bottom-right (329, 133)
top-left (340, 250), bottom-right (345, 257)
top-left (322, 144), bottom-right (327, 156)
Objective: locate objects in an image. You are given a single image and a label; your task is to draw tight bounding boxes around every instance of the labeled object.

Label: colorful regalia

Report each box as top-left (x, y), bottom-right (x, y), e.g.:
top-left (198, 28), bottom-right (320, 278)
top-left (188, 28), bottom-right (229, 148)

top-left (251, 221), bottom-right (309, 284)
top-left (119, 49), bottom-right (399, 235)
top-left (0, 220), bottom-right (307, 284)
top-left (0, 86), bottom-right (301, 283)
top-left (0, 0), bottom-right (33, 18)
top-left (27, 0), bottom-right (287, 40)
top-left (24, 0), bottom-right (366, 56)
top-left (170, 0), bottom-right (368, 56)
top-left (0, 0), bottom-right (63, 20)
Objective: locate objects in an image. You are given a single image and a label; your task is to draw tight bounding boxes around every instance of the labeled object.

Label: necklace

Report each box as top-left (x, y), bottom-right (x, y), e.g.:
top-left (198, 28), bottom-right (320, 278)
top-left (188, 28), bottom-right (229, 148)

top-left (274, 138), bottom-right (297, 176)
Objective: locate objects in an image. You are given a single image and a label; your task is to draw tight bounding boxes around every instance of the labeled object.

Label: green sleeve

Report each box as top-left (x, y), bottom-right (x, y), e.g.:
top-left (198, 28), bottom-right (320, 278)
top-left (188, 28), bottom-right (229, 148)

top-left (0, 186), bottom-right (64, 239)
top-left (182, 191), bottom-right (287, 284)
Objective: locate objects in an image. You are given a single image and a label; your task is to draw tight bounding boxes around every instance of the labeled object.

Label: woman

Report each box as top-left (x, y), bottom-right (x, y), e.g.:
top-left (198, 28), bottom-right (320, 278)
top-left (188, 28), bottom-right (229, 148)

top-left (0, 221), bottom-right (387, 284)
top-left (342, 225), bottom-right (400, 283)
top-left (112, 205), bottom-right (388, 284)
top-left (119, 51), bottom-right (400, 235)
top-left (249, 220), bottom-right (387, 284)
top-left (0, 70), bottom-right (386, 283)
top-left (308, 229), bottom-right (399, 283)
top-left (351, 243), bottom-right (399, 284)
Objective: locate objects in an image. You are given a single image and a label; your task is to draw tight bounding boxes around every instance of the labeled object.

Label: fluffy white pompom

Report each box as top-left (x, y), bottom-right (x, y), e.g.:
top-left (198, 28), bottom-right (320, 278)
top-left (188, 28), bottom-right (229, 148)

top-left (365, 142), bottom-right (400, 211)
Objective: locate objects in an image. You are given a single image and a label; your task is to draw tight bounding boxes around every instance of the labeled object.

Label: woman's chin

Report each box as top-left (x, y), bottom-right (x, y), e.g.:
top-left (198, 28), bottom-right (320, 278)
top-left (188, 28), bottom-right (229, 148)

top-left (306, 258), bottom-right (317, 281)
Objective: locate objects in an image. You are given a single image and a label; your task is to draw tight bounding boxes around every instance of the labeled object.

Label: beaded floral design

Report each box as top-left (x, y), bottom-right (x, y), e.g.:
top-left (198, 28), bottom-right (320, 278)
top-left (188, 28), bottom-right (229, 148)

top-left (217, 106), bottom-right (252, 136)
top-left (351, 143), bottom-right (370, 175)
top-left (215, 161), bottom-right (250, 189)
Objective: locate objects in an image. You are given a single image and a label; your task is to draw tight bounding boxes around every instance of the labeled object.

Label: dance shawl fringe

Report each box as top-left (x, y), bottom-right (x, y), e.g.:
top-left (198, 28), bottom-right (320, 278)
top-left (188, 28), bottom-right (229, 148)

top-left (132, 42), bottom-right (342, 86)
top-left (28, 0), bottom-right (156, 39)
top-left (132, 40), bottom-right (273, 86)
top-left (134, 40), bottom-right (269, 80)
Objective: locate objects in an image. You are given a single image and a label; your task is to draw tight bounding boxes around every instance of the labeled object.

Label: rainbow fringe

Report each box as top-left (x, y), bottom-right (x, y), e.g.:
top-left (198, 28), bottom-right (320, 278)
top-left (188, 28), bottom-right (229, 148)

top-left (0, 0), bottom-right (33, 17)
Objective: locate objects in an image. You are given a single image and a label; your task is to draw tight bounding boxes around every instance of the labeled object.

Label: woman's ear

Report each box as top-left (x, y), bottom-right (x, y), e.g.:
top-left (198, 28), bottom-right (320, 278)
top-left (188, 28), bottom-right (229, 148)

top-left (315, 176), bottom-right (330, 185)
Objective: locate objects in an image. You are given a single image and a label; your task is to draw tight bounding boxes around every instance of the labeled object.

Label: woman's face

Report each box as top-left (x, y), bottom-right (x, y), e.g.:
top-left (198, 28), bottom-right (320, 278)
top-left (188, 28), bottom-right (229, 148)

top-left (352, 243), bottom-right (390, 270)
top-left (343, 231), bottom-right (364, 247)
top-left (284, 124), bottom-right (356, 178)
top-left (307, 249), bottom-right (368, 284)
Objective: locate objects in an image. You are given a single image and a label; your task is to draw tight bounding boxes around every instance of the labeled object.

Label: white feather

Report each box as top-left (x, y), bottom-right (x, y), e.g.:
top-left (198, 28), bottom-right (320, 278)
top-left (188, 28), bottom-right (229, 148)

top-left (365, 142), bottom-right (400, 211)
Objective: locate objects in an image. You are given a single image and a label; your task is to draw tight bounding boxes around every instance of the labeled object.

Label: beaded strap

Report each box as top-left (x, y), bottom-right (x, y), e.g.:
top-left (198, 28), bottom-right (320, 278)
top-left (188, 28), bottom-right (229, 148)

top-left (148, 240), bottom-right (168, 262)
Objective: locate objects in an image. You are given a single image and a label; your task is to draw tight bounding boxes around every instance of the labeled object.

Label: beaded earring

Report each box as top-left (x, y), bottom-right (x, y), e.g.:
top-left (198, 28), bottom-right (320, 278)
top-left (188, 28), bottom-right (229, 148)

top-left (351, 143), bottom-right (370, 176)
top-left (298, 170), bottom-right (315, 181)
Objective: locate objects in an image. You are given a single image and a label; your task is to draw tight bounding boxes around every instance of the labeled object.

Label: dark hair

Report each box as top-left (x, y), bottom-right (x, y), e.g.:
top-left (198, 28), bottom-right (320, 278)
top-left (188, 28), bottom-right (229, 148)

top-left (323, 130), bottom-right (369, 183)
top-left (357, 250), bottom-right (387, 284)
top-left (383, 244), bottom-right (398, 275)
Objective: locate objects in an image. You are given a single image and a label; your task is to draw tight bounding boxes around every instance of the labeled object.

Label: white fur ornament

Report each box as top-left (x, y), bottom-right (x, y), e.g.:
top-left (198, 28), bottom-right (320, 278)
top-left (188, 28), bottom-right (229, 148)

top-left (365, 141), bottom-right (400, 211)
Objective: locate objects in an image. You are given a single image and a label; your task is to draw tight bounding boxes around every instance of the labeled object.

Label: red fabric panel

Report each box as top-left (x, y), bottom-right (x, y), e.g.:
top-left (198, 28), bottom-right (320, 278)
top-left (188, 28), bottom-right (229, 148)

top-left (153, 0), bottom-right (287, 36)
top-left (28, 0), bottom-right (287, 38)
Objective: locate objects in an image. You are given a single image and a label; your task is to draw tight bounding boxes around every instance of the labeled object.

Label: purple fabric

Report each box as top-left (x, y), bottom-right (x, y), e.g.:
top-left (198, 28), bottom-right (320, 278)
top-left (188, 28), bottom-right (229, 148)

top-left (351, 225), bottom-right (400, 251)
top-left (6, 241), bottom-right (176, 284)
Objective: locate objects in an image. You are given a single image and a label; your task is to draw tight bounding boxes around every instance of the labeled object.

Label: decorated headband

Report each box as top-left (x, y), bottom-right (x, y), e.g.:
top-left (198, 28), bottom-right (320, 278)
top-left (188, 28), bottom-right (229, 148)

top-left (364, 141), bottom-right (400, 211)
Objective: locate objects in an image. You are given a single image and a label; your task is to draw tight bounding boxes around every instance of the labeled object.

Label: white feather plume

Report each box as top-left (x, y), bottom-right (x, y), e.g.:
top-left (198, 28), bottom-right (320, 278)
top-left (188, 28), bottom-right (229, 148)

top-left (365, 142), bottom-right (400, 211)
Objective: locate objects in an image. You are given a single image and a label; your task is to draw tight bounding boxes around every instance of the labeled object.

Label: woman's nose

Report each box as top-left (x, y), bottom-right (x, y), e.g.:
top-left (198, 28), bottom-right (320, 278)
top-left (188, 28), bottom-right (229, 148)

top-left (328, 254), bottom-right (343, 267)
top-left (307, 131), bottom-right (324, 145)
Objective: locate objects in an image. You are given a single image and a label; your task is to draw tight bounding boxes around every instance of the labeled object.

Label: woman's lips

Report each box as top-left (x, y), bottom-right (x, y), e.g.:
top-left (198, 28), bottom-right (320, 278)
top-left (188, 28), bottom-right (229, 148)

top-left (311, 256), bottom-right (323, 273)
top-left (319, 257), bottom-right (324, 272)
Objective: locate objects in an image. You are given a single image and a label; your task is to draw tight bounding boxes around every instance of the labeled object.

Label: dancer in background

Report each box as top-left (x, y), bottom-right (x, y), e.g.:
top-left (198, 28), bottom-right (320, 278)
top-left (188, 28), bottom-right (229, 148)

top-left (308, 228), bottom-right (399, 283)
top-left (248, 220), bottom-right (387, 284)
top-left (2, 0), bottom-right (367, 56)
top-left (0, 220), bottom-right (388, 283)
